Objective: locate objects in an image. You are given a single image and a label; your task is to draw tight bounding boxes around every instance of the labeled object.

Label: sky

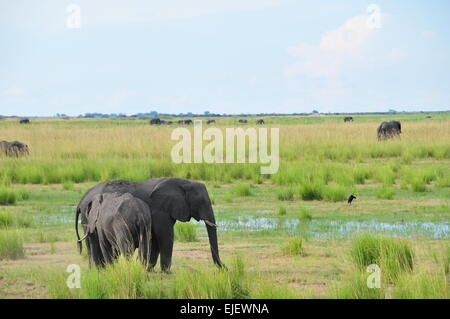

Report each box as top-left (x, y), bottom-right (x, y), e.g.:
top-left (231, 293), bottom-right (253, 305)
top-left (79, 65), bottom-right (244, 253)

top-left (1, 0), bottom-right (449, 116)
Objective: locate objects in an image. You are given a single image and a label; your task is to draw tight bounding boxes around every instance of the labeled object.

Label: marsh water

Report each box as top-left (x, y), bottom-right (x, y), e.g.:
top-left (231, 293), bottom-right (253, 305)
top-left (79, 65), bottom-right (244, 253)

top-left (212, 216), bottom-right (449, 239)
top-left (44, 206), bottom-right (449, 239)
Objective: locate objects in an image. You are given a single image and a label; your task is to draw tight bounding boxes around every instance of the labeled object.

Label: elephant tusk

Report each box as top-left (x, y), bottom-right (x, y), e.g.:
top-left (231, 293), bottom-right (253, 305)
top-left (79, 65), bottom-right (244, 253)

top-left (77, 233), bottom-right (88, 242)
top-left (204, 220), bottom-right (217, 227)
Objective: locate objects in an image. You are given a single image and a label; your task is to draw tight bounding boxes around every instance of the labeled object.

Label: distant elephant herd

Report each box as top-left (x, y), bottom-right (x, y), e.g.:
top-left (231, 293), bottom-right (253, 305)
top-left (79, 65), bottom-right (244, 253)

top-left (149, 118), bottom-right (265, 125)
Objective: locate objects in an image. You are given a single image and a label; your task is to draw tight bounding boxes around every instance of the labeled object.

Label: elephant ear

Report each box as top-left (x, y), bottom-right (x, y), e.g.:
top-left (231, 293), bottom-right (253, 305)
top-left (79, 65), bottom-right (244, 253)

top-left (149, 179), bottom-right (191, 222)
top-left (86, 194), bottom-right (103, 234)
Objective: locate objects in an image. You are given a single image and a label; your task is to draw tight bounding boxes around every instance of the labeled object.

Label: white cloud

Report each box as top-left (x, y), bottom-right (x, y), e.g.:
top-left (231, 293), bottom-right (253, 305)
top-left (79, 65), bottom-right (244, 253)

top-left (286, 15), bottom-right (378, 80)
top-left (109, 89), bottom-right (133, 105)
top-left (421, 30), bottom-right (435, 38)
top-left (4, 87), bottom-right (26, 96)
top-left (389, 47), bottom-right (403, 60)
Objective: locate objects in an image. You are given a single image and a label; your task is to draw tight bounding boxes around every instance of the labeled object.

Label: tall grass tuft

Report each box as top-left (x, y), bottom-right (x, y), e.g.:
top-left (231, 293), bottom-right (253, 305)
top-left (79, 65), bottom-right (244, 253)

top-left (0, 188), bottom-right (17, 205)
top-left (393, 271), bottom-right (448, 299)
top-left (277, 188), bottom-right (294, 201)
top-left (0, 210), bottom-right (33, 228)
top-left (323, 184), bottom-right (347, 202)
top-left (298, 206), bottom-right (312, 221)
top-left (376, 185), bottom-right (394, 200)
top-left (351, 234), bottom-right (414, 282)
top-left (297, 183), bottom-right (323, 201)
top-left (0, 230), bottom-right (25, 260)
top-left (233, 183), bottom-right (252, 197)
top-left (277, 205), bottom-right (287, 216)
top-left (332, 272), bottom-right (385, 299)
top-left (172, 256), bottom-right (250, 299)
top-left (281, 237), bottom-right (303, 256)
top-left (174, 222), bottom-right (197, 242)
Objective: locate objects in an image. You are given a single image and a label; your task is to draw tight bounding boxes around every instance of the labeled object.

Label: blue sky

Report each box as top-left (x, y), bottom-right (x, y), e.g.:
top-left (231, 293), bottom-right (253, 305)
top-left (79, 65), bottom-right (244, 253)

top-left (1, 0), bottom-right (449, 116)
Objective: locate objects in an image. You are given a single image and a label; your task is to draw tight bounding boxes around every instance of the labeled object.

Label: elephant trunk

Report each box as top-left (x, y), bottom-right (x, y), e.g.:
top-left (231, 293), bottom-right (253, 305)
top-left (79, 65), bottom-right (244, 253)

top-left (205, 222), bottom-right (225, 269)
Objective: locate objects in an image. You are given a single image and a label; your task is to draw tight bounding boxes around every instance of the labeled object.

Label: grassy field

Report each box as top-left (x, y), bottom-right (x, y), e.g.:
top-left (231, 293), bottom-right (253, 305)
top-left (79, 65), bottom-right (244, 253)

top-left (0, 113), bottom-right (449, 298)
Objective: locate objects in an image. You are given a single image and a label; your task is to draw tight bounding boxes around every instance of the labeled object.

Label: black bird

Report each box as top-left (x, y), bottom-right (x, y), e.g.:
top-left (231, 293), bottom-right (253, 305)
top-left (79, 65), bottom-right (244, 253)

top-left (347, 194), bottom-right (356, 204)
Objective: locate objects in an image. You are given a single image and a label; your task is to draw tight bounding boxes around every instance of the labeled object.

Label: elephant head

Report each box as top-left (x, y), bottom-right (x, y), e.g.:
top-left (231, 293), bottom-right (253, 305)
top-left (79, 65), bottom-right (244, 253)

top-left (148, 178), bottom-right (224, 268)
top-left (76, 195), bottom-right (102, 246)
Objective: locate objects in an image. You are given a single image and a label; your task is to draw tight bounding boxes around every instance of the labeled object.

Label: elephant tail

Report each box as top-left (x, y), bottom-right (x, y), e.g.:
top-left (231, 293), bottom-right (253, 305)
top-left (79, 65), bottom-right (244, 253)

top-left (138, 216), bottom-right (151, 268)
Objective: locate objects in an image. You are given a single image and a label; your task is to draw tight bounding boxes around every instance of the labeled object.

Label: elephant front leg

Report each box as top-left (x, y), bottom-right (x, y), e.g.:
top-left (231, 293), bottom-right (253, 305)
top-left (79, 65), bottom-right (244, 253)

top-left (149, 238), bottom-right (160, 270)
top-left (159, 229), bottom-right (173, 272)
top-left (156, 227), bottom-right (174, 273)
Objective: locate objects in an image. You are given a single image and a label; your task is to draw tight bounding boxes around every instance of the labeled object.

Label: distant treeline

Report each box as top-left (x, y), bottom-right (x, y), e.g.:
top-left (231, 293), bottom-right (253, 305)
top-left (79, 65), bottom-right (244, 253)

top-left (1, 110), bottom-right (449, 119)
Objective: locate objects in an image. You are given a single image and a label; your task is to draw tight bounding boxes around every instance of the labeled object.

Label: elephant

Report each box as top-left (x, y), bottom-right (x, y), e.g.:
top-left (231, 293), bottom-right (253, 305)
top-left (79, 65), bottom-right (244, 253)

top-left (344, 117), bottom-right (353, 122)
top-left (377, 121), bottom-right (401, 140)
top-left (238, 119), bottom-right (248, 124)
top-left (150, 118), bottom-right (162, 125)
top-left (207, 119), bottom-right (216, 124)
top-left (19, 119), bottom-right (30, 124)
top-left (78, 192), bottom-right (152, 268)
top-left (0, 141), bottom-right (29, 157)
top-left (256, 119), bottom-right (264, 124)
top-left (184, 119), bottom-right (193, 125)
top-left (75, 178), bottom-right (224, 271)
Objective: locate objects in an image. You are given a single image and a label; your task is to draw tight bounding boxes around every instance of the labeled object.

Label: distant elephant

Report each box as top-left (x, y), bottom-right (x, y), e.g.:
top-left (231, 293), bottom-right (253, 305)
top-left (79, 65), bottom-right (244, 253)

top-left (150, 118), bottom-right (161, 125)
top-left (377, 121), bottom-right (401, 140)
top-left (238, 119), bottom-right (248, 124)
top-left (207, 119), bottom-right (216, 124)
top-left (256, 119), bottom-right (264, 124)
top-left (76, 178), bottom-right (224, 271)
top-left (184, 119), bottom-right (193, 125)
top-left (344, 117), bottom-right (353, 122)
top-left (78, 192), bottom-right (152, 268)
top-left (0, 141), bottom-right (29, 157)
top-left (19, 119), bottom-right (30, 124)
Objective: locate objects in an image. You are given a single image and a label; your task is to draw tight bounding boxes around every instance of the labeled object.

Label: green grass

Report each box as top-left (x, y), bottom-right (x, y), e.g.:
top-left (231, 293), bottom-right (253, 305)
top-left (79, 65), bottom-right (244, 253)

top-left (277, 188), bottom-right (294, 201)
top-left (0, 230), bottom-right (25, 260)
top-left (47, 256), bottom-right (301, 299)
top-left (297, 183), bottom-right (323, 201)
top-left (174, 222), bottom-right (197, 242)
top-left (0, 210), bottom-right (33, 229)
top-left (233, 183), bottom-right (252, 197)
top-left (323, 184), bottom-right (347, 202)
top-left (393, 271), bottom-right (448, 299)
top-left (298, 207), bottom-right (312, 221)
top-left (350, 234), bottom-right (414, 283)
top-left (376, 185), bottom-right (394, 200)
top-left (277, 205), bottom-right (287, 216)
top-left (332, 271), bottom-right (385, 299)
top-left (411, 179), bottom-right (427, 192)
top-left (281, 237), bottom-right (303, 256)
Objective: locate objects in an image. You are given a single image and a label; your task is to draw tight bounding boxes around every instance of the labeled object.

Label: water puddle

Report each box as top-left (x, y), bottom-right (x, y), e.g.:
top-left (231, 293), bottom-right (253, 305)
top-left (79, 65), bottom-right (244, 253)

top-left (213, 216), bottom-right (449, 239)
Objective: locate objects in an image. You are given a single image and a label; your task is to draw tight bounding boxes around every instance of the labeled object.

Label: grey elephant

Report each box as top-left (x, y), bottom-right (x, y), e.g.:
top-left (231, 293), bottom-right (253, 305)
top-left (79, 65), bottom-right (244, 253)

top-left (75, 178), bottom-right (224, 271)
top-left (0, 141), bottom-right (29, 157)
top-left (238, 119), bottom-right (248, 124)
top-left (256, 119), bottom-right (264, 124)
top-left (78, 192), bottom-right (151, 268)
top-left (377, 121), bottom-right (401, 140)
top-left (344, 117), bottom-right (353, 122)
top-left (150, 118), bottom-right (162, 125)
